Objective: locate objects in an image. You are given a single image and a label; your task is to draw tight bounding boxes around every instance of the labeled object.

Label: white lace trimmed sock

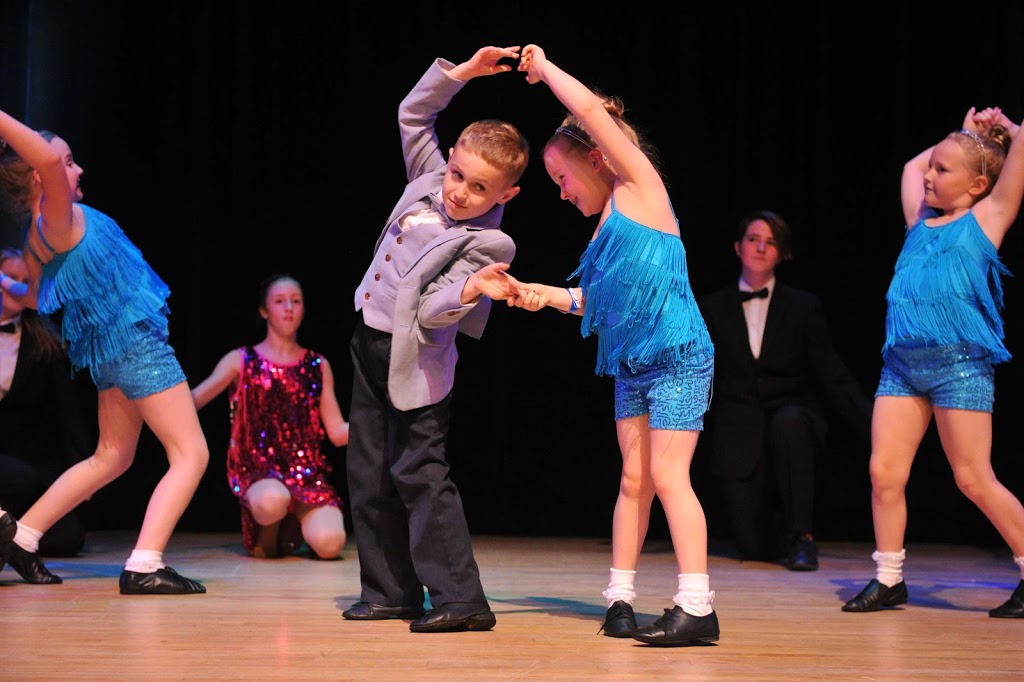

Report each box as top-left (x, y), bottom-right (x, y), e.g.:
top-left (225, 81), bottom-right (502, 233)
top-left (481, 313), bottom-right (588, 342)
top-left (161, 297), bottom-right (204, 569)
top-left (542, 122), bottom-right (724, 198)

top-left (674, 573), bottom-right (714, 617)
top-left (13, 522), bottom-right (43, 553)
top-left (872, 549), bottom-right (906, 588)
top-left (602, 567), bottom-right (637, 606)
top-left (125, 549), bottom-right (165, 574)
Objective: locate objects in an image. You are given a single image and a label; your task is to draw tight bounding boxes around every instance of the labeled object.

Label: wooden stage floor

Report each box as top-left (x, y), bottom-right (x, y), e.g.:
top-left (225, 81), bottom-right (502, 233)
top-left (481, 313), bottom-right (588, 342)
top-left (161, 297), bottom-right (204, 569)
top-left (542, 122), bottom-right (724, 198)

top-left (2, 531), bottom-right (1023, 681)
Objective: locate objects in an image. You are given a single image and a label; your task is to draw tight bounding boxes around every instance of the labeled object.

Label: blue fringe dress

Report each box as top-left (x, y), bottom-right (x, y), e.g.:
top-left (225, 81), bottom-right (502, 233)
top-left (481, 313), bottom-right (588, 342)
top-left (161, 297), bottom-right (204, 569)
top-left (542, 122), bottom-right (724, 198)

top-left (883, 210), bottom-right (1011, 364)
top-left (33, 204), bottom-right (183, 397)
top-left (572, 200), bottom-right (712, 375)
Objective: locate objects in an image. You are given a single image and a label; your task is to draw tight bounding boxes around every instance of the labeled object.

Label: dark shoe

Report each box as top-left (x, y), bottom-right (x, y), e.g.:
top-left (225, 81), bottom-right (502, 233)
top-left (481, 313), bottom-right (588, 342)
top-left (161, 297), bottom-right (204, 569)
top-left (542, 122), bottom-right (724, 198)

top-left (989, 580), bottom-right (1024, 618)
top-left (0, 513), bottom-right (15, 573)
top-left (597, 600), bottom-right (638, 638)
top-left (277, 514), bottom-right (304, 556)
top-left (0, 513), bottom-right (15, 545)
top-left (842, 579), bottom-right (908, 612)
top-left (119, 566), bottom-right (206, 595)
top-left (632, 606), bottom-right (720, 647)
top-left (342, 601), bottom-right (426, 620)
top-left (783, 536), bottom-right (819, 572)
top-left (5, 544), bottom-right (62, 584)
top-left (253, 514), bottom-right (306, 559)
top-left (409, 602), bottom-right (496, 633)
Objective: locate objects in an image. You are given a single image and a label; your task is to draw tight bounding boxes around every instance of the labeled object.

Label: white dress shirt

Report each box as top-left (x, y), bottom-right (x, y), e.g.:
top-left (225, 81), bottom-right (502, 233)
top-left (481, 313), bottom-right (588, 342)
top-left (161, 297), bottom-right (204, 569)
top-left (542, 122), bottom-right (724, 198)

top-left (0, 315), bottom-right (24, 399)
top-left (739, 277), bottom-right (775, 360)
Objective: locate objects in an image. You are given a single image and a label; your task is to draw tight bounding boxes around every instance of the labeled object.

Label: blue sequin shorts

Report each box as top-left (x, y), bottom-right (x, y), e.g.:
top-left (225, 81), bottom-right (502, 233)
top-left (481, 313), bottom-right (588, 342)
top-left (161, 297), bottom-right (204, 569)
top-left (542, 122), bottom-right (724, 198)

top-left (613, 345), bottom-right (714, 431)
top-left (875, 340), bottom-right (995, 412)
top-left (92, 321), bottom-right (186, 400)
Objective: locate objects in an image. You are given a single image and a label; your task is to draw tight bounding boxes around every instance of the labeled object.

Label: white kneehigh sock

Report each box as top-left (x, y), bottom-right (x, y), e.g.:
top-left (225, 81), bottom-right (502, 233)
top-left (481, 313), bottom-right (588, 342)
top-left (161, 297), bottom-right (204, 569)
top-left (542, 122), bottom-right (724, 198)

top-left (1014, 556), bottom-right (1024, 580)
top-left (674, 573), bottom-right (714, 617)
top-left (602, 568), bottom-right (637, 606)
top-left (125, 549), bottom-right (165, 573)
top-left (13, 522), bottom-right (43, 553)
top-left (872, 549), bottom-right (906, 587)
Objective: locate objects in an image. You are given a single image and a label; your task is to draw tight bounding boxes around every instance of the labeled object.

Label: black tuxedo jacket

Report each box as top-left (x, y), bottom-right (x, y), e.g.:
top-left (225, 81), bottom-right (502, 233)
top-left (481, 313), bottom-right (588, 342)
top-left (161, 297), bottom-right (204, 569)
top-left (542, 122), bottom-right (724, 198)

top-left (697, 283), bottom-right (872, 479)
top-left (0, 330), bottom-right (93, 481)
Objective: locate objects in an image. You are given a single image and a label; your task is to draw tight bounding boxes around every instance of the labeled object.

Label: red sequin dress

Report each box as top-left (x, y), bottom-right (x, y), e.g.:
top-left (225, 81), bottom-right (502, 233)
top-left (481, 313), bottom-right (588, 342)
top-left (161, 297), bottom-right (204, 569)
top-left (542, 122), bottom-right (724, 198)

top-left (227, 345), bottom-right (342, 554)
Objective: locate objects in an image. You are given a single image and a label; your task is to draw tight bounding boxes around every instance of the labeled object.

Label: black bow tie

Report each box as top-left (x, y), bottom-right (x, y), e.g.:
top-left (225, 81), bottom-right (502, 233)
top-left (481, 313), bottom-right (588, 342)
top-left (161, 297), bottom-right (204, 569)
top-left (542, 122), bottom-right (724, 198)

top-left (0, 322), bottom-right (16, 334)
top-left (739, 288), bottom-right (769, 302)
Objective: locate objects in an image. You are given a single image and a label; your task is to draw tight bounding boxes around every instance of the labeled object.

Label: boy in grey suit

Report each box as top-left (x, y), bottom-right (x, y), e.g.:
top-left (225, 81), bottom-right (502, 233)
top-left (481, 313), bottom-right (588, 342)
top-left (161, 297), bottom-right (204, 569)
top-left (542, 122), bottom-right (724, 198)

top-left (342, 46), bottom-right (528, 633)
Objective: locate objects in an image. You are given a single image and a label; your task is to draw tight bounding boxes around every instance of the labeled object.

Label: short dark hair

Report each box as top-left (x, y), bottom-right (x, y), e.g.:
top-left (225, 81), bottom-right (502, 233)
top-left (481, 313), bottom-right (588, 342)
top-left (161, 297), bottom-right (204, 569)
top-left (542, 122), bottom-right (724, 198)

top-left (257, 273), bottom-right (302, 308)
top-left (736, 209), bottom-right (793, 261)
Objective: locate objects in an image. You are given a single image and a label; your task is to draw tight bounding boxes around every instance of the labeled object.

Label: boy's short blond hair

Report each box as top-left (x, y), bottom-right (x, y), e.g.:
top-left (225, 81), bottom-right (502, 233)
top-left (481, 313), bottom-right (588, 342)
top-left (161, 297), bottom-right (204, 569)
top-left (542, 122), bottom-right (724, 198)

top-left (455, 120), bottom-right (529, 185)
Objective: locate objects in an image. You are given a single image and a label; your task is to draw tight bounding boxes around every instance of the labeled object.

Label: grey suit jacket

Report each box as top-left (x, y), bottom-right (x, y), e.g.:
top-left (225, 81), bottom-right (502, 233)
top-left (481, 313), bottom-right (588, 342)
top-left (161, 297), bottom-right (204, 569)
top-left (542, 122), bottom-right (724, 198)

top-left (358, 58), bottom-right (515, 411)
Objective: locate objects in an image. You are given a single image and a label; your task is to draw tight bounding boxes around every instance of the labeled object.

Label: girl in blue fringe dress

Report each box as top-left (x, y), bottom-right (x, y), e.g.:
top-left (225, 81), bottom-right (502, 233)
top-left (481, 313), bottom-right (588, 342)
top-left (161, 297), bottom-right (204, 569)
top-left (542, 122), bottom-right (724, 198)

top-left (842, 107), bottom-right (1024, 618)
top-left (0, 108), bottom-right (209, 594)
top-left (504, 45), bottom-right (718, 647)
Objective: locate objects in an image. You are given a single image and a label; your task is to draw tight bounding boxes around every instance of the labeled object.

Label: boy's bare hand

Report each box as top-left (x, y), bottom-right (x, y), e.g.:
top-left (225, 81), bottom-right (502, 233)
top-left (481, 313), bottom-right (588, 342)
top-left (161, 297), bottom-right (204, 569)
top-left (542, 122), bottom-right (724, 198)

top-left (465, 262), bottom-right (516, 302)
top-left (450, 46), bottom-right (521, 81)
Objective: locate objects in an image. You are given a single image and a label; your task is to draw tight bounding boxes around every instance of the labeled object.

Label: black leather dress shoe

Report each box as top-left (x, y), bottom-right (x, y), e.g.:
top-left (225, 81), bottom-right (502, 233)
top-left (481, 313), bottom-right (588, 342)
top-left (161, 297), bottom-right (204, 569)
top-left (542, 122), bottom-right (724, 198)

top-left (409, 602), bottom-right (496, 633)
top-left (5, 544), bottom-right (62, 584)
top-left (632, 606), bottom-right (720, 647)
top-left (842, 579), bottom-right (907, 612)
top-left (342, 601), bottom-right (426, 620)
top-left (0, 513), bottom-right (15, 572)
top-left (0, 513), bottom-right (15, 545)
top-left (989, 580), bottom-right (1024, 618)
top-left (598, 600), bottom-right (638, 637)
top-left (783, 536), bottom-right (819, 571)
top-left (119, 566), bottom-right (206, 595)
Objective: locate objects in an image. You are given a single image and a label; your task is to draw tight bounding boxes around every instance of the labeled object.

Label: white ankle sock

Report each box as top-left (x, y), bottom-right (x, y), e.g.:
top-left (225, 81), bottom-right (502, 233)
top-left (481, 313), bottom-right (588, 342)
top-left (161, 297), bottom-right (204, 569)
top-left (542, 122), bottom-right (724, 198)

top-left (125, 549), bottom-right (165, 573)
top-left (872, 549), bottom-right (906, 587)
top-left (13, 522), bottom-right (43, 553)
top-left (674, 573), bottom-right (714, 617)
top-left (602, 568), bottom-right (637, 606)
top-left (1014, 556), bottom-right (1024, 580)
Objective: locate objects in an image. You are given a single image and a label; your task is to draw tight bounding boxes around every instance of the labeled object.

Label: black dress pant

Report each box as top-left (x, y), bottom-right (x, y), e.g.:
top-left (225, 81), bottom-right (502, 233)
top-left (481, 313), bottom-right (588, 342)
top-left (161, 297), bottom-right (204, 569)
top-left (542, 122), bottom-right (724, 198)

top-left (720, 404), bottom-right (825, 560)
top-left (346, 318), bottom-right (486, 608)
top-left (0, 453), bottom-right (86, 557)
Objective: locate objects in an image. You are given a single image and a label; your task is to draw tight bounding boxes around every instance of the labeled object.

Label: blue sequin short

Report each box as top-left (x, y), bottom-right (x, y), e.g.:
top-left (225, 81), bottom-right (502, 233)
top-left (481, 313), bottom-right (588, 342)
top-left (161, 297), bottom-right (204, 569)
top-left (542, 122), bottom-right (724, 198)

top-left (613, 345), bottom-right (714, 431)
top-left (875, 340), bottom-right (995, 412)
top-left (92, 321), bottom-right (186, 399)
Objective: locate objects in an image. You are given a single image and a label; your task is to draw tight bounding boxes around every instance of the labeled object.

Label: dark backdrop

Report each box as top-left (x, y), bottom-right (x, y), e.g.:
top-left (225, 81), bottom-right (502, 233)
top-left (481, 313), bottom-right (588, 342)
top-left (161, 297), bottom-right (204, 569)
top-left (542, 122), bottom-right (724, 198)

top-left (3, 2), bottom-right (1024, 549)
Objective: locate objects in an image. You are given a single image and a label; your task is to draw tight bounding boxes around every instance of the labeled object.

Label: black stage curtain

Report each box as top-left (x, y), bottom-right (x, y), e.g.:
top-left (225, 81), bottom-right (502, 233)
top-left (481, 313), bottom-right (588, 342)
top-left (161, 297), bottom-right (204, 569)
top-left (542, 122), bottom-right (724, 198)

top-left (3, 1), bottom-right (1023, 546)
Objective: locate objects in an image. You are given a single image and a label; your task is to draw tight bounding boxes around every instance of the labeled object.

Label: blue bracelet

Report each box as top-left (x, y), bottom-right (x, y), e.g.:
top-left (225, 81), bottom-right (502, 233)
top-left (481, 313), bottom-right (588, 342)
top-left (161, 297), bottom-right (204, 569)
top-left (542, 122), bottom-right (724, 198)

top-left (567, 287), bottom-right (580, 313)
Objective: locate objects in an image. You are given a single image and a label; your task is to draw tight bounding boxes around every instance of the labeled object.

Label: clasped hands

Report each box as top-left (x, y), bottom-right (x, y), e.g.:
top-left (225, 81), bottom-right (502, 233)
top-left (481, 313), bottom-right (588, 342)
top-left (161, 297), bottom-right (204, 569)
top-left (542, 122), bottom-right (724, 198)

top-left (963, 106), bottom-right (1020, 138)
top-left (469, 263), bottom-right (549, 311)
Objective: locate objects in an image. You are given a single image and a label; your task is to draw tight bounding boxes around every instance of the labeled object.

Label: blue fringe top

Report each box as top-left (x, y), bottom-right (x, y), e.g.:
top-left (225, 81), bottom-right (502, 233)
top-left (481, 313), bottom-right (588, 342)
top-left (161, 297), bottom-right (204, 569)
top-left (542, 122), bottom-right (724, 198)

top-left (36, 204), bottom-right (172, 377)
top-left (884, 209), bottom-right (1011, 363)
top-left (570, 199), bottom-right (713, 377)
